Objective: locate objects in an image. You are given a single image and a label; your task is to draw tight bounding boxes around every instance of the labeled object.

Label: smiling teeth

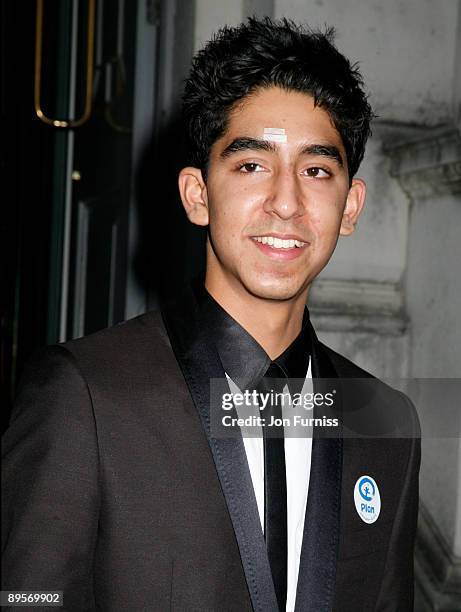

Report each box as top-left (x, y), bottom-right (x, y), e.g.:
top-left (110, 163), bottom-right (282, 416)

top-left (252, 236), bottom-right (306, 248)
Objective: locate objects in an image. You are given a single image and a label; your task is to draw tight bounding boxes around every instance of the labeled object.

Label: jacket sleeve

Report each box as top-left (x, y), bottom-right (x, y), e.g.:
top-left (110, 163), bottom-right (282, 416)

top-left (375, 393), bottom-right (421, 611)
top-left (2, 345), bottom-right (100, 611)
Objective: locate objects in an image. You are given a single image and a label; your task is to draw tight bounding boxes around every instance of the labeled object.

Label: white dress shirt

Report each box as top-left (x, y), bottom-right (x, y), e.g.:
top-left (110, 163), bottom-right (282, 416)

top-left (225, 358), bottom-right (313, 612)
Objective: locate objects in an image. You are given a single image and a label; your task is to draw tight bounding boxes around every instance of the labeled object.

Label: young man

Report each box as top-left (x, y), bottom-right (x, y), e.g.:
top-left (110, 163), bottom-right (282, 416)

top-left (2, 18), bottom-right (420, 612)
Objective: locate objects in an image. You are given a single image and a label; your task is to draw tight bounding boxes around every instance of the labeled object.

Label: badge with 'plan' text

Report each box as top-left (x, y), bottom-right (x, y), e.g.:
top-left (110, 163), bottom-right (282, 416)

top-left (354, 475), bottom-right (381, 524)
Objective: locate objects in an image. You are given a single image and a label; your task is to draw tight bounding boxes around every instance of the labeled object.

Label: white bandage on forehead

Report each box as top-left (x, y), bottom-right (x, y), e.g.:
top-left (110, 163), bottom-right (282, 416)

top-left (263, 127), bottom-right (287, 143)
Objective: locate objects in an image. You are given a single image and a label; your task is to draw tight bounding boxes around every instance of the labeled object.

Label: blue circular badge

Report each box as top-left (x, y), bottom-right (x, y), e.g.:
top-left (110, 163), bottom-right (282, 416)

top-left (354, 475), bottom-right (381, 524)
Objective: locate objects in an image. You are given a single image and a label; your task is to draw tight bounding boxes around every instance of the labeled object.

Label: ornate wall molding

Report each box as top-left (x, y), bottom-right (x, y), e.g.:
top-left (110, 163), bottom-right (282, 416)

top-left (415, 501), bottom-right (461, 610)
top-left (384, 127), bottom-right (461, 199)
top-left (308, 278), bottom-right (407, 335)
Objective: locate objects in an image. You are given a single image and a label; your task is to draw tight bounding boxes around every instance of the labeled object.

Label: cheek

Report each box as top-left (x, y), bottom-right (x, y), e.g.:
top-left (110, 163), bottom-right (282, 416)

top-left (308, 201), bottom-right (344, 240)
top-left (209, 206), bottom-right (238, 239)
top-left (207, 203), bottom-right (243, 261)
top-left (208, 186), bottom-right (260, 241)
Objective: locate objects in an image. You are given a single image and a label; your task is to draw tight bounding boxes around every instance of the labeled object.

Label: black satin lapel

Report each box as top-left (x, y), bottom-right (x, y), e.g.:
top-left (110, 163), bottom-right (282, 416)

top-left (295, 324), bottom-right (343, 612)
top-left (160, 287), bottom-right (279, 612)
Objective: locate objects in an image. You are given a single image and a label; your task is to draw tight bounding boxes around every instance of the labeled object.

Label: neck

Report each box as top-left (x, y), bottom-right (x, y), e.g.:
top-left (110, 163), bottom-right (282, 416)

top-left (204, 272), bottom-right (309, 360)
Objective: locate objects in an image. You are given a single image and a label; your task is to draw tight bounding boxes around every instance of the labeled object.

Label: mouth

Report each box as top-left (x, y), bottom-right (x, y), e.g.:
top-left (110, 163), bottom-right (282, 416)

top-left (250, 234), bottom-right (309, 260)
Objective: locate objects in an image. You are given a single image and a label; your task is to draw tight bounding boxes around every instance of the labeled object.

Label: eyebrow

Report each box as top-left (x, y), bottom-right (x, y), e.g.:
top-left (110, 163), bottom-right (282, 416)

top-left (220, 137), bottom-right (343, 166)
top-left (301, 144), bottom-right (343, 167)
top-left (220, 137), bottom-right (275, 158)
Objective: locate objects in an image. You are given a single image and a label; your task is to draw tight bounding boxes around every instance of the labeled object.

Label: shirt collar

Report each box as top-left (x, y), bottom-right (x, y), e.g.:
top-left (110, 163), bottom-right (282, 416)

top-left (191, 276), bottom-right (312, 391)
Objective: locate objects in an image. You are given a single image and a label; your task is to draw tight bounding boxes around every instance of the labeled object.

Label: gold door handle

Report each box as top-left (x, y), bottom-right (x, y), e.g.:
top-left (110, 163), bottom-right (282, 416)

top-left (34, 0), bottom-right (96, 128)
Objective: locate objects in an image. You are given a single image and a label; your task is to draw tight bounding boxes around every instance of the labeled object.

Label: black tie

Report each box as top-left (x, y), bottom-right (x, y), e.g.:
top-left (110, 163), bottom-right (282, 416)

top-left (256, 362), bottom-right (287, 611)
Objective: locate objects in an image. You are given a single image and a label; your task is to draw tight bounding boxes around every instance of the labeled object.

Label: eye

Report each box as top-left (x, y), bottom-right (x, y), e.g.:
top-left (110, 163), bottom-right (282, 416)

top-left (238, 162), bottom-right (265, 173)
top-left (303, 167), bottom-right (332, 178)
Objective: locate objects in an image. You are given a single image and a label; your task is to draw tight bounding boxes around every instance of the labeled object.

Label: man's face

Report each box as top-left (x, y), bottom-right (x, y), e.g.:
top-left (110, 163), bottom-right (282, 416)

top-left (179, 86), bottom-right (365, 302)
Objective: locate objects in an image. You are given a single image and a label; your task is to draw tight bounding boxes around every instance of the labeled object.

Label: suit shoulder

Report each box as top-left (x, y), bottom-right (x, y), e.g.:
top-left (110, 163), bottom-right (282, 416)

top-left (320, 342), bottom-right (375, 379)
top-left (60, 310), bottom-right (168, 357)
top-left (41, 310), bottom-right (175, 386)
top-left (320, 342), bottom-right (420, 437)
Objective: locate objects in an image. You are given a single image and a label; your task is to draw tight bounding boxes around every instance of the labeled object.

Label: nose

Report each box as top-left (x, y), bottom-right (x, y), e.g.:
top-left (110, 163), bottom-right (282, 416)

top-left (263, 169), bottom-right (305, 220)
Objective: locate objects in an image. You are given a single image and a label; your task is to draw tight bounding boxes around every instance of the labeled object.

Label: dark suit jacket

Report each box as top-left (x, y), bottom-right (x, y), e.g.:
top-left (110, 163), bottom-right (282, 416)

top-left (2, 284), bottom-right (420, 611)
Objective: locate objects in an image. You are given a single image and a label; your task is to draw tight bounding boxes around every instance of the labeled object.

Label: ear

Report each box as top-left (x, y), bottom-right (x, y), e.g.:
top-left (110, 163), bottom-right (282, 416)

top-left (340, 178), bottom-right (366, 236)
top-left (178, 167), bottom-right (209, 226)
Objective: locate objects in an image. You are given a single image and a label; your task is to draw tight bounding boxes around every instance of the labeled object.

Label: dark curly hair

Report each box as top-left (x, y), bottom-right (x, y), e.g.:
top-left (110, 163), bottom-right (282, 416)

top-left (182, 17), bottom-right (374, 180)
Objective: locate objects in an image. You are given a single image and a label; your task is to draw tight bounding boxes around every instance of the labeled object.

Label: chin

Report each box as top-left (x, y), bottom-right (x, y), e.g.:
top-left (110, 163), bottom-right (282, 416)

top-left (243, 275), bottom-right (306, 301)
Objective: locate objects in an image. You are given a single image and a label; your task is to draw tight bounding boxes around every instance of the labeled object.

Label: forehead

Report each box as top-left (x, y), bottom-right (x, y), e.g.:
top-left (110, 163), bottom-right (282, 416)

top-left (221, 86), bottom-right (342, 147)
